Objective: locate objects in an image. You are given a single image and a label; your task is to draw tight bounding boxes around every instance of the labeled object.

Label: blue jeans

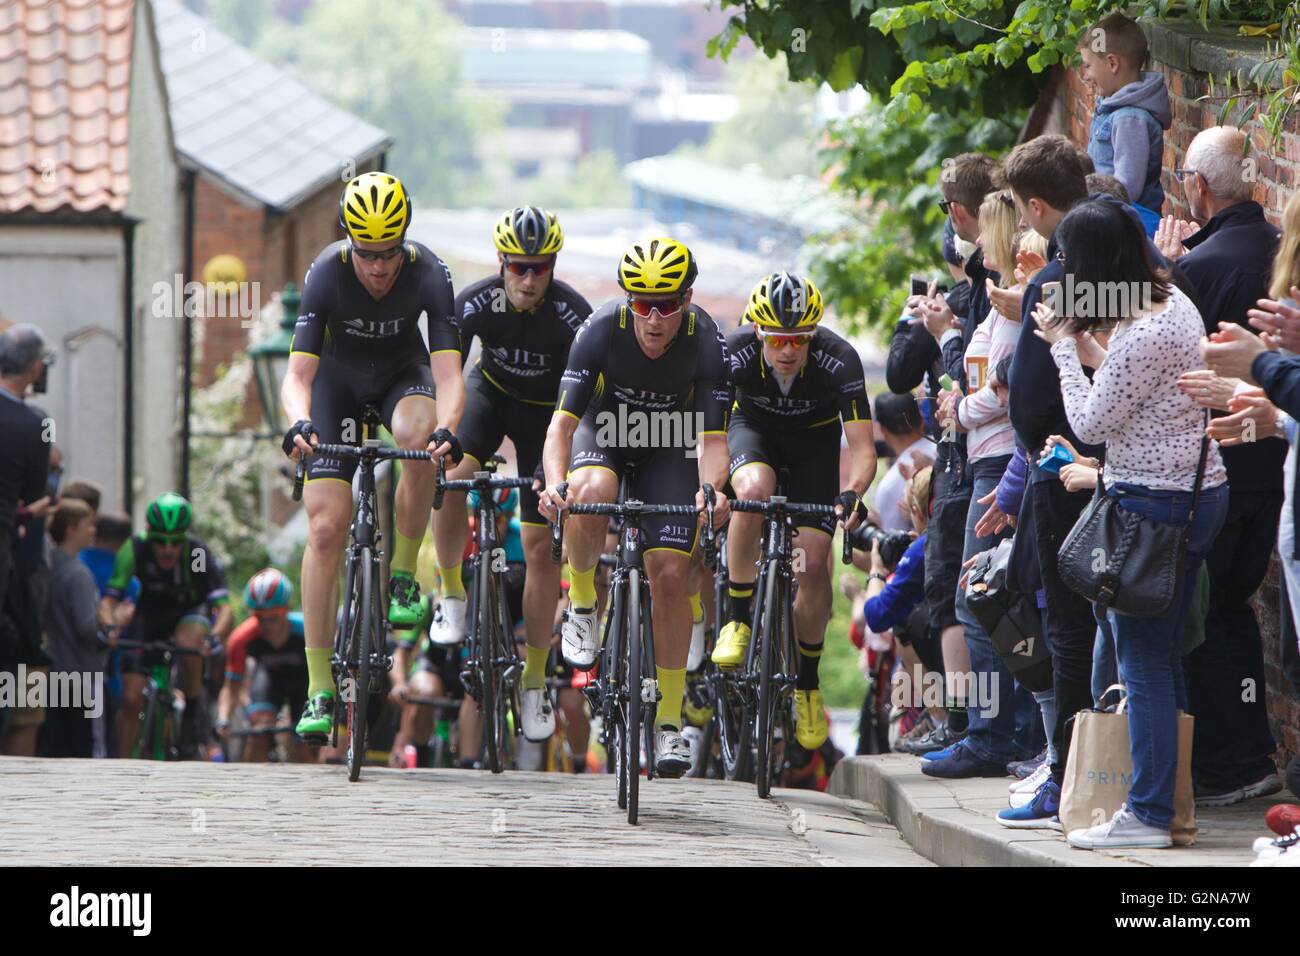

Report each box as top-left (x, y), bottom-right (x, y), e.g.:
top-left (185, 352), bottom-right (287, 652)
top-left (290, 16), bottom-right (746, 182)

top-left (1091, 607), bottom-right (1117, 707)
top-left (954, 469), bottom-right (1020, 763)
top-left (1106, 480), bottom-right (1229, 830)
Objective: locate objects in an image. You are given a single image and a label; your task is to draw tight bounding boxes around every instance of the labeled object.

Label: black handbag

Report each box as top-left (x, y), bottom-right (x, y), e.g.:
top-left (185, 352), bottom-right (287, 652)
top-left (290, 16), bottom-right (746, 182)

top-left (964, 537), bottom-right (1054, 693)
top-left (1056, 433), bottom-right (1210, 619)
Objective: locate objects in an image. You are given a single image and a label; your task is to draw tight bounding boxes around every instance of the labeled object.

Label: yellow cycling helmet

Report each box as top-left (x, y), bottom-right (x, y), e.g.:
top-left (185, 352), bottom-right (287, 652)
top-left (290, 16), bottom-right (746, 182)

top-left (617, 237), bottom-right (698, 295)
top-left (744, 272), bottom-right (824, 331)
top-left (494, 207), bottom-right (564, 256)
top-left (339, 172), bottom-right (412, 242)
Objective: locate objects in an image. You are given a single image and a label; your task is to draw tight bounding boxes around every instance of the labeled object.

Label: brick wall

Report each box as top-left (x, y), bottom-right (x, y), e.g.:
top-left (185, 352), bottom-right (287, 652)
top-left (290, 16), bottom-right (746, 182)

top-left (1061, 43), bottom-right (1300, 770)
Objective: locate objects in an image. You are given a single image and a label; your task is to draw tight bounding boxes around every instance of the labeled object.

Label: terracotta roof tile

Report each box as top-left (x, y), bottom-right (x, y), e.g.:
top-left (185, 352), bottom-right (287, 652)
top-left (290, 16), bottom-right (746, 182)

top-left (1, 0), bottom-right (136, 215)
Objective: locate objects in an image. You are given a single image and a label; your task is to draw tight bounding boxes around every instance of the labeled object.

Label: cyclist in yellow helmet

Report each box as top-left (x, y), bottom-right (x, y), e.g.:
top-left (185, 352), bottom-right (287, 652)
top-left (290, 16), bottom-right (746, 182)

top-left (712, 272), bottom-right (877, 751)
top-left (537, 236), bottom-right (731, 777)
top-left (429, 207), bottom-right (593, 743)
top-left (282, 171), bottom-right (468, 741)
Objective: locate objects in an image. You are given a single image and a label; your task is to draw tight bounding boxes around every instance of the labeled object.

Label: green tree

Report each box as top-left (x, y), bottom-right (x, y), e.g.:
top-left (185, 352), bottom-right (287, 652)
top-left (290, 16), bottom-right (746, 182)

top-left (250, 0), bottom-right (501, 207)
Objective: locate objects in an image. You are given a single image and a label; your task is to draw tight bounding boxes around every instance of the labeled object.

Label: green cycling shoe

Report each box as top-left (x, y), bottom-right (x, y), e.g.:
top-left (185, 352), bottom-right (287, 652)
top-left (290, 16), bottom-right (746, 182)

top-left (296, 691), bottom-right (335, 741)
top-left (388, 572), bottom-right (423, 629)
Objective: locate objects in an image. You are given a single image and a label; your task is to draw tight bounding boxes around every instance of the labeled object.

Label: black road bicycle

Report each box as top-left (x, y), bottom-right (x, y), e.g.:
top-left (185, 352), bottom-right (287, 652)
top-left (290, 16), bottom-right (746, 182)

top-left (549, 474), bottom-right (715, 824)
top-left (434, 453), bottom-right (533, 773)
top-left (292, 410), bottom-right (433, 782)
top-left (711, 495), bottom-right (851, 798)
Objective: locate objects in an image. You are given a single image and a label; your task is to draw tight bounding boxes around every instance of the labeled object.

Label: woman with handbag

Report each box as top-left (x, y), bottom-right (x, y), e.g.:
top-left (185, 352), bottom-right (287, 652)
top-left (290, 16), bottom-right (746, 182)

top-left (1032, 199), bottom-right (1229, 849)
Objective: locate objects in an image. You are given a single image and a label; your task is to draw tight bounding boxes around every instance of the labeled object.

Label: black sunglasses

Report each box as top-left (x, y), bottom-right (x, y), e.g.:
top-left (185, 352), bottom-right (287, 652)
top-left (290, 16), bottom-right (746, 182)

top-left (349, 239), bottom-right (404, 262)
top-left (503, 257), bottom-right (553, 277)
top-left (938, 198), bottom-right (953, 215)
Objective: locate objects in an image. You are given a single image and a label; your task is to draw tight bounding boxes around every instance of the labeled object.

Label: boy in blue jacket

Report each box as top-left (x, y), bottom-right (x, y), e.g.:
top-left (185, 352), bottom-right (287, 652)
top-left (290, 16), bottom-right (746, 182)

top-left (1078, 12), bottom-right (1171, 228)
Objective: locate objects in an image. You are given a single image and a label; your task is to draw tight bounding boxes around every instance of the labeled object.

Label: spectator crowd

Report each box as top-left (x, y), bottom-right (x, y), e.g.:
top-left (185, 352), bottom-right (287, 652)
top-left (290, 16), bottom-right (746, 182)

top-left (845, 11), bottom-right (1300, 856)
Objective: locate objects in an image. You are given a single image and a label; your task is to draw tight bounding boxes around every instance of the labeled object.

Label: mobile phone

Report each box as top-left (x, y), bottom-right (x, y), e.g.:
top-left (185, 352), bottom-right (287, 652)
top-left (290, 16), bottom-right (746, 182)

top-left (1037, 443), bottom-right (1074, 475)
top-left (910, 275), bottom-right (930, 297)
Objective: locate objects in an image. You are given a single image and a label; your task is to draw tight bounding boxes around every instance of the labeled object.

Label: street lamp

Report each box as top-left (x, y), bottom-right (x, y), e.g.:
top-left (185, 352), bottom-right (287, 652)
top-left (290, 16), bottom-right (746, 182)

top-left (249, 283), bottom-right (299, 436)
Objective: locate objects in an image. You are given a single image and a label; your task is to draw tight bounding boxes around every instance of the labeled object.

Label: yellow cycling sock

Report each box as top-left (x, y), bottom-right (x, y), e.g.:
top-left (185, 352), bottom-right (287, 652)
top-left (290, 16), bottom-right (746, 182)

top-left (522, 643), bottom-right (550, 691)
top-left (392, 530), bottom-right (422, 576)
top-left (656, 666), bottom-right (686, 730)
top-left (688, 591), bottom-right (703, 624)
top-left (438, 562), bottom-right (465, 599)
top-left (306, 648), bottom-right (333, 699)
top-left (568, 563), bottom-right (597, 609)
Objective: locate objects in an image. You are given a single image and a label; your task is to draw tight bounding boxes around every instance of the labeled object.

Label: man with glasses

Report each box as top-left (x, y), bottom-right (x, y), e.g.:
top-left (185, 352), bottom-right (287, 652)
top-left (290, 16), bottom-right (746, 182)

top-left (711, 273), bottom-right (876, 749)
top-left (280, 172), bottom-right (466, 742)
top-left (428, 207), bottom-right (591, 742)
top-left (537, 237), bottom-right (731, 776)
top-left (99, 493), bottom-right (232, 758)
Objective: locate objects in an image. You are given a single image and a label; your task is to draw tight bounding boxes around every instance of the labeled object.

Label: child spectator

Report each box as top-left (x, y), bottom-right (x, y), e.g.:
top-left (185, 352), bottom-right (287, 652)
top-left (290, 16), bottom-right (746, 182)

top-left (1078, 12), bottom-right (1171, 223)
top-left (39, 498), bottom-right (105, 758)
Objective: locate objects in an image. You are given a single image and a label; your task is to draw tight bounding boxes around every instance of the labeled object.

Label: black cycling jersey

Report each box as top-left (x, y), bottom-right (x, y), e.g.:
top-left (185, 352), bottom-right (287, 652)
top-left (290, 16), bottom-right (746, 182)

top-left (291, 240), bottom-right (459, 373)
top-left (105, 533), bottom-right (228, 613)
top-left (454, 275), bottom-right (591, 405)
top-left (557, 301), bottom-right (729, 433)
top-left (725, 324), bottom-right (870, 431)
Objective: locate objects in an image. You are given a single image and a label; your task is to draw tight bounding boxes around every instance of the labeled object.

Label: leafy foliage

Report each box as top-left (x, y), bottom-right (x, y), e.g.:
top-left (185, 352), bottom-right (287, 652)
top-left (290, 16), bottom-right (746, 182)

top-left (709, 0), bottom-right (1295, 332)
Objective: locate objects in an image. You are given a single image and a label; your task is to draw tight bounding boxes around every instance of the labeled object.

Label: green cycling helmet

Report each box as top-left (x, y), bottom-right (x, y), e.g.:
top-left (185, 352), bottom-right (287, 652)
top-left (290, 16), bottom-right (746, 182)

top-left (146, 492), bottom-right (192, 536)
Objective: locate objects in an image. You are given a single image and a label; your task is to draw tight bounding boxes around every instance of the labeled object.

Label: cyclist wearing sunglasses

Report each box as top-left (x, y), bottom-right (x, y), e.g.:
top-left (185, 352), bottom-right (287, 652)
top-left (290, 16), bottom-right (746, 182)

top-left (537, 237), bottom-right (731, 776)
top-left (712, 273), bottom-right (877, 751)
top-left (281, 173), bottom-right (467, 740)
top-left (429, 208), bottom-right (591, 741)
top-left (99, 492), bottom-right (232, 758)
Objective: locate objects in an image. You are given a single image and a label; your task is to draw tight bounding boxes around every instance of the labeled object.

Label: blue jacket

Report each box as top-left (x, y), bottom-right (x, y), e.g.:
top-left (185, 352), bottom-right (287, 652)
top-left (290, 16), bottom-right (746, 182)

top-left (1088, 72), bottom-right (1171, 212)
top-left (864, 534), bottom-right (926, 634)
top-left (1179, 201), bottom-right (1284, 493)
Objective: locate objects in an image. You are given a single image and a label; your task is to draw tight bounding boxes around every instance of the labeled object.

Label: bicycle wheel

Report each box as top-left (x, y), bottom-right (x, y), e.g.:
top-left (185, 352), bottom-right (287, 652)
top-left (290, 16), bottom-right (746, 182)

top-left (348, 548), bottom-right (375, 782)
top-left (133, 686), bottom-right (158, 760)
top-left (640, 575), bottom-right (656, 783)
top-left (755, 559), bottom-right (781, 799)
top-left (494, 571), bottom-right (520, 771)
top-left (603, 578), bottom-right (627, 803)
top-left (624, 568), bottom-right (642, 825)
top-left (478, 557), bottom-right (502, 774)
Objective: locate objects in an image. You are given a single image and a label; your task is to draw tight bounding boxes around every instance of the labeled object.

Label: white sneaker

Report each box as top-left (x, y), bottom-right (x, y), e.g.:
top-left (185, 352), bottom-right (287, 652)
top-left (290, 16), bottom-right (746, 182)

top-left (561, 604), bottom-right (598, 671)
top-left (1242, 773), bottom-right (1283, 801)
top-left (1253, 827), bottom-right (1300, 858)
top-left (1009, 762), bottom-right (1053, 807)
top-left (1067, 804), bottom-right (1172, 850)
top-left (681, 725), bottom-right (704, 776)
top-left (687, 616), bottom-right (706, 672)
top-left (655, 728), bottom-right (692, 778)
top-left (519, 685), bottom-right (556, 742)
top-left (430, 596), bottom-right (466, 646)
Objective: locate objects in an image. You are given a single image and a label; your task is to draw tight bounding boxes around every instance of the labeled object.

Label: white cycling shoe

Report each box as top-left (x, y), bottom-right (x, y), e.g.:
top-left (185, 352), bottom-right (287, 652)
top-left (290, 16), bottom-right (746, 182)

top-left (519, 686), bottom-right (556, 742)
top-left (655, 728), bottom-right (692, 778)
top-left (686, 616), bottom-right (706, 672)
top-left (561, 604), bottom-right (599, 671)
top-left (430, 596), bottom-right (466, 646)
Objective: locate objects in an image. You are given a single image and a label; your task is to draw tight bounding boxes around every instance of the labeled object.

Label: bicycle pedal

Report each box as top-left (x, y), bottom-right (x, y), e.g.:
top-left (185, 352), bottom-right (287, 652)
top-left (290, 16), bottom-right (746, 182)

top-left (300, 731), bottom-right (328, 746)
top-left (640, 678), bottom-right (659, 705)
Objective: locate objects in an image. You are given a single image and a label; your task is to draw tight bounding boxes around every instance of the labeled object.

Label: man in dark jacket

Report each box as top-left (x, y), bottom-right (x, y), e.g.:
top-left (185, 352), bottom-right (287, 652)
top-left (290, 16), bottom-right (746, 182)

top-left (0, 324), bottom-right (54, 753)
top-left (1157, 125), bottom-right (1283, 805)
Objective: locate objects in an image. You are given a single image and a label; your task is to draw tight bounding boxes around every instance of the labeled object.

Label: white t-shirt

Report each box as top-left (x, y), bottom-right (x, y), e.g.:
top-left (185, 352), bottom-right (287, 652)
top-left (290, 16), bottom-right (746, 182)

top-left (872, 436), bottom-right (937, 532)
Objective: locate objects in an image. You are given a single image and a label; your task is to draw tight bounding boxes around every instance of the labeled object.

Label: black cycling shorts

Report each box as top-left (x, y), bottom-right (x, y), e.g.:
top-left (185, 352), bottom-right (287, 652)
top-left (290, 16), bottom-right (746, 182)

top-left (246, 665), bottom-right (308, 719)
top-left (306, 355), bottom-right (435, 484)
top-left (120, 607), bottom-right (210, 675)
top-left (727, 412), bottom-right (841, 535)
top-left (457, 366), bottom-right (552, 525)
top-left (569, 416), bottom-right (700, 555)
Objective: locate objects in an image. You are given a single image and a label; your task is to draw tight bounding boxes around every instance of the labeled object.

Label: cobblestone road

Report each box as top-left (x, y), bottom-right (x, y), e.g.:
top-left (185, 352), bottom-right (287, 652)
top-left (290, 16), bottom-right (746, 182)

top-left (0, 757), bottom-right (927, 866)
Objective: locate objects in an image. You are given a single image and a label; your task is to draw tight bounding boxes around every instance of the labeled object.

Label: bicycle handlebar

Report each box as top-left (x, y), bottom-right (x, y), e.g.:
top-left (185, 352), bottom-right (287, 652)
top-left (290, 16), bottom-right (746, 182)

top-left (700, 483), bottom-right (717, 570)
top-left (293, 443), bottom-right (433, 503)
top-left (729, 498), bottom-right (855, 565)
top-left (115, 640), bottom-right (204, 656)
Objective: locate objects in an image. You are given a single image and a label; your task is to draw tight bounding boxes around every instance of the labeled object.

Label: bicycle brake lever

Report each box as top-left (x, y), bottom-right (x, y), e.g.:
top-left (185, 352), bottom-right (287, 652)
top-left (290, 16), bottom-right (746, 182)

top-left (549, 481), bottom-right (569, 565)
top-left (433, 455), bottom-right (446, 511)
top-left (292, 458), bottom-right (306, 501)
